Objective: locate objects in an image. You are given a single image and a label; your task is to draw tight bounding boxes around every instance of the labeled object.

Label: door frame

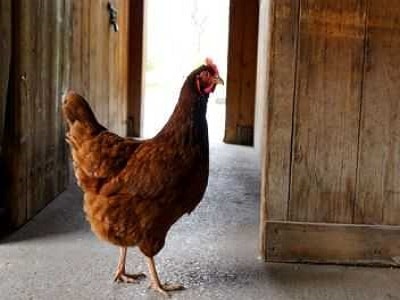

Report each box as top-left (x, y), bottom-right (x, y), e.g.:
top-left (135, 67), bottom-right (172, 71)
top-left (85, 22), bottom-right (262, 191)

top-left (129, 0), bottom-right (258, 144)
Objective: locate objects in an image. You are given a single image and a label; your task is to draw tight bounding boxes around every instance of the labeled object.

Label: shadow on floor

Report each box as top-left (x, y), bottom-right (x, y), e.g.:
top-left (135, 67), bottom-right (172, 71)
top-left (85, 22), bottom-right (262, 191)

top-left (0, 184), bottom-right (87, 244)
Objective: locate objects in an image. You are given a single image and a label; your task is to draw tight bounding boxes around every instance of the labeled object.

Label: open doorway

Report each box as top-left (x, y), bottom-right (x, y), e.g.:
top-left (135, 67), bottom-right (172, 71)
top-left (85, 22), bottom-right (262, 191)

top-left (142, 0), bottom-right (229, 142)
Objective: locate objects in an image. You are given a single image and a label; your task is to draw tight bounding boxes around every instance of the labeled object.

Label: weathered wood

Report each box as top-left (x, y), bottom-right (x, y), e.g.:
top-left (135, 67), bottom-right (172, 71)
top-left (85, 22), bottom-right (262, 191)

top-left (265, 221), bottom-right (400, 266)
top-left (0, 0), bottom-right (11, 227)
top-left (289, 0), bottom-right (366, 223)
top-left (3, 0), bottom-right (70, 228)
top-left (127, 0), bottom-right (144, 137)
top-left (70, 0), bottom-right (134, 136)
top-left (0, 0), bottom-right (11, 149)
top-left (89, 0), bottom-right (110, 127)
top-left (109, 0), bottom-right (129, 136)
top-left (224, 0), bottom-right (259, 145)
top-left (259, 0), bottom-right (300, 225)
top-left (355, 0), bottom-right (400, 226)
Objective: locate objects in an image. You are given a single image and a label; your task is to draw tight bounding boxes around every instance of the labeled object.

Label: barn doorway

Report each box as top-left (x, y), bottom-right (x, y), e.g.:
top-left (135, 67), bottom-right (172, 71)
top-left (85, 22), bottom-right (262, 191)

top-left (142, 0), bottom-right (229, 142)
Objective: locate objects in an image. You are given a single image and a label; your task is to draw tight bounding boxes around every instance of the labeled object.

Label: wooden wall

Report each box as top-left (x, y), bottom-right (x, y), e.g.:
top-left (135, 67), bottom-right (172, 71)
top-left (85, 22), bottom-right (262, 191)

top-left (259, 0), bottom-right (400, 265)
top-left (225, 0), bottom-right (259, 146)
top-left (2, 0), bottom-right (71, 228)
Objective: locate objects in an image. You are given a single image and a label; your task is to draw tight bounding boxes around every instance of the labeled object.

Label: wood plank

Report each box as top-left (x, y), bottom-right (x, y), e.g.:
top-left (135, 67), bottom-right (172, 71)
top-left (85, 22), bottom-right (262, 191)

top-left (265, 221), bottom-right (400, 266)
top-left (109, 0), bottom-right (128, 136)
top-left (58, 0), bottom-right (71, 191)
top-left (289, 0), bottom-right (366, 223)
top-left (260, 0), bottom-right (300, 224)
top-left (3, 0), bottom-right (70, 229)
top-left (0, 0), bottom-right (11, 149)
top-left (70, 0), bottom-right (91, 98)
top-left (254, 0), bottom-right (270, 153)
top-left (70, 0), bottom-right (83, 93)
top-left (4, 0), bottom-right (31, 227)
top-left (355, 0), bottom-right (400, 226)
top-left (127, 0), bottom-right (144, 137)
top-left (0, 0), bottom-right (11, 226)
top-left (89, 0), bottom-right (110, 127)
top-left (224, 0), bottom-right (259, 145)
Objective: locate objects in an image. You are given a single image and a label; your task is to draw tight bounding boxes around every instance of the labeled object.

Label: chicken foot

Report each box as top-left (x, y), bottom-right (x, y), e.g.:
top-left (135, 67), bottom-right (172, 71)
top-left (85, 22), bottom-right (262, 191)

top-left (146, 256), bottom-right (185, 297)
top-left (114, 247), bottom-right (146, 283)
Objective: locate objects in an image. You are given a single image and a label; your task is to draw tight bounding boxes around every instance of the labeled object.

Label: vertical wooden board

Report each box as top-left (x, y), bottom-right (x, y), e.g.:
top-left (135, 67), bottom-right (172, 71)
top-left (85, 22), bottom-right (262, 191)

top-left (127, 0), bottom-right (144, 137)
top-left (70, 1), bottom-right (83, 93)
top-left (261, 0), bottom-right (300, 222)
top-left (4, 0), bottom-right (31, 227)
top-left (0, 0), bottom-right (11, 148)
top-left (289, 0), bottom-right (366, 223)
top-left (109, 0), bottom-right (128, 136)
top-left (43, 0), bottom-right (62, 207)
top-left (0, 0), bottom-right (11, 225)
top-left (89, 0), bottom-right (110, 127)
top-left (355, 1), bottom-right (400, 225)
top-left (58, 0), bottom-right (70, 191)
top-left (4, 0), bottom-right (70, 228)
top-left (70, 0), bottom-right (91, 98)
top-left (118, 0), bottom-right (128, 136)
top-left (224, 0), bottom-right (259, 145)
top-left (254, 0), bottom-right (270, 153)
top-left (30, 0), bottom-right (49, 218)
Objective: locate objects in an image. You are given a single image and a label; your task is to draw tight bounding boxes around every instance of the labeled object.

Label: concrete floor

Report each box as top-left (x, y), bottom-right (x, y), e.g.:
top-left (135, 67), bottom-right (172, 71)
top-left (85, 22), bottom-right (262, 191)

top-left (1, 143), bottom-right (399, 300)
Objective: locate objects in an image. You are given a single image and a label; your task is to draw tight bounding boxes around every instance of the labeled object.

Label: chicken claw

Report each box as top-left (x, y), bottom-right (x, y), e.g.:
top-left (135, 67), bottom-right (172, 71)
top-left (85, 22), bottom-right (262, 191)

top-left (146, 256), bottom-right (185, 297)
top-left (113, 247), bottom-right (146, 283)
top-left (149, 283), bottom-right (185, 297)
top-left (114, 270), bottom-right (146, 284)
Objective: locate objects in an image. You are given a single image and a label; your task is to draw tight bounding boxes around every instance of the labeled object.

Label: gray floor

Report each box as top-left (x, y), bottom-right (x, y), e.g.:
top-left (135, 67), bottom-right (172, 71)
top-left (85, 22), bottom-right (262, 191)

top-left (1, 143), bottom-right (399, 300)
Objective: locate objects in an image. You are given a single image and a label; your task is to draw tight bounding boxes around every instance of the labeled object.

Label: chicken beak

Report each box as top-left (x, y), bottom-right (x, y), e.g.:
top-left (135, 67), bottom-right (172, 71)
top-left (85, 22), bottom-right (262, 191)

top-left (214, 76), bottom-right (224, 86)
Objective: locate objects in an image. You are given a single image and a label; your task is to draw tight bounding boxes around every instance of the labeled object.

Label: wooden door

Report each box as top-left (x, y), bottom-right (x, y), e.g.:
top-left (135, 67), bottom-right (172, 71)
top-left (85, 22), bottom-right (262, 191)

top-left (259, 0), bottom-right (400, 266)
top-left (70, 0), bottom-right (144, 137)
top-left (3, 0), bottom-right (71, 229)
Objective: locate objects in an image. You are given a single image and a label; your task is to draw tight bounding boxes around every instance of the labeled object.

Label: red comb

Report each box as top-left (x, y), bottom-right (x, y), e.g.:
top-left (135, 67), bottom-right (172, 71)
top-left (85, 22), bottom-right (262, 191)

top-left (205, 57), bottom-right (219, 75)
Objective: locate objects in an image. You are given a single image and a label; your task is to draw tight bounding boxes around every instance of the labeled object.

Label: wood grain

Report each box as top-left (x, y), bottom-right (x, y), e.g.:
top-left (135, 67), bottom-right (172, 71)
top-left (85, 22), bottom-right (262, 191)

top-left (265, 221), bottom-right (400, 266)
top-left (70, 0), bottom-right (134, 136)
top-left (224, 0), bottom-right (259, 145)
top-left (0, 0), bottom-right (11, 227)
top-left (3, 0), bottom-right (70, 228)
top-left (355, 0), bottom-right (400, 226)
top-left (0, 0), bottom-right (11, 150)
top-left (260, 0), bottom-right (300, 224)
top-left (289, 0), bottom-right (366, 223)
top-left (127, 0), bottom-right (144, 137)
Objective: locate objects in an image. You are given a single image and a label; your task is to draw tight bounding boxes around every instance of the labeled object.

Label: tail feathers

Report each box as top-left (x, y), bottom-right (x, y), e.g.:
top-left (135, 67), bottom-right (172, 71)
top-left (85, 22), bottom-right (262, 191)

top-left (62, 90), bottom-right (106, 137)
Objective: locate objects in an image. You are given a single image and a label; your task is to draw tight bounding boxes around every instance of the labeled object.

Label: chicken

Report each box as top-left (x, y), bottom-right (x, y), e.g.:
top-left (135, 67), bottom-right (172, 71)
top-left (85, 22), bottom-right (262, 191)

top-left (62, 58), bottom-right (223, 296)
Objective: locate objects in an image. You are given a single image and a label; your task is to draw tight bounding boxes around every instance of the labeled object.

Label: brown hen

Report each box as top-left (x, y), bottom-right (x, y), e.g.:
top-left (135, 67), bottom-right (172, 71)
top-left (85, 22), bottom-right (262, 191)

top-left (63, 59), bottom-right (223, 296)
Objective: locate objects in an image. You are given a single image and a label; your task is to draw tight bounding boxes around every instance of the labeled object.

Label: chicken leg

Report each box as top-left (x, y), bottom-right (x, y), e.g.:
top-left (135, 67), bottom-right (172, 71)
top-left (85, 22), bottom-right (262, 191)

top-left (113, 247), bottom-right (146, 283)
top-left (146, 256), bottom-right (185, 297)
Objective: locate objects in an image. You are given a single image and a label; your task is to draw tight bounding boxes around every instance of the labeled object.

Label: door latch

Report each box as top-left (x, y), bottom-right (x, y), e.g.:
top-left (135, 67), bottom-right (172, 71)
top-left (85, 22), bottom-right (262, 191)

top-left (107, 2), bottom-right (119, 32)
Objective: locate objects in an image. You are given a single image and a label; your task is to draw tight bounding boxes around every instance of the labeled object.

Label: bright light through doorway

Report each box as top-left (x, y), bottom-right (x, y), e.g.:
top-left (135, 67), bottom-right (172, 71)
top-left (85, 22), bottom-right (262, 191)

top-left (143, 0), bottom-right (229, 142)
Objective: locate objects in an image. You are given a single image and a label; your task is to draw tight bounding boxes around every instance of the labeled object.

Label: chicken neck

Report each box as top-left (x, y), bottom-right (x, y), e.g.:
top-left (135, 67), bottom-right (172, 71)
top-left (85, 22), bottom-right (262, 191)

top-left (155, 76), bottom-right (209, 153)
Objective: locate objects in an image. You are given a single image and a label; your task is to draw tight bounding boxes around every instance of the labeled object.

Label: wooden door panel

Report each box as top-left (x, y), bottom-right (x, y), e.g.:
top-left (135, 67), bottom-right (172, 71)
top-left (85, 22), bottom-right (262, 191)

top-left (0, 0), bottom-right (11, 148)
top-left (70, 0), bottom-right (130, 136)
top-left (355, 0), bottom-right (400, 225)
top-left (259, 0), bottom-right (400, 265)
top-left (0, 0), bottom-right (11, 226)
top-left (289, 0), bottom-right (366, 223)
top-left (4, 0), bottom-right (70, 227)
